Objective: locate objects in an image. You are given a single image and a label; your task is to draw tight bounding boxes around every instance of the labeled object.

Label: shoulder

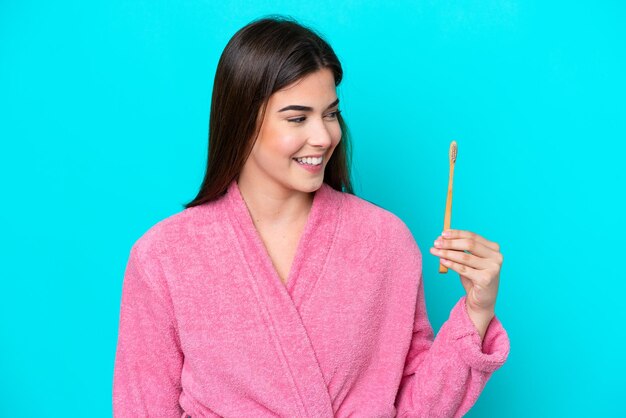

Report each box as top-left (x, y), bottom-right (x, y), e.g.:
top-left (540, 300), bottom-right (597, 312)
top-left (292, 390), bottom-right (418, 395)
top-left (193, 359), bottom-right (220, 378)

top-left (339, 191), bottom-right (417, 248)
top-left (336, 191), bottom-right (422, 275)
top-left (130, 197), bottom-right (227, 260)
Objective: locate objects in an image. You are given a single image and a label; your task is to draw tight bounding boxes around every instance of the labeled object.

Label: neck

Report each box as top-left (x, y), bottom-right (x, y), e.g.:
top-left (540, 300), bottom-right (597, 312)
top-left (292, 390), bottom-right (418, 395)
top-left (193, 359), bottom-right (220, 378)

top-left (236, 177), bottom-right (314, 228)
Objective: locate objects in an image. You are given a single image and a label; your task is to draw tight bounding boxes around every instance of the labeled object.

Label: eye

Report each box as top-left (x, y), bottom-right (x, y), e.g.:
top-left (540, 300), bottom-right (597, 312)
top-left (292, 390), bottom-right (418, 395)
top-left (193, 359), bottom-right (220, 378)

top-left (287, 117), bottom-right (306, 123)
top-left (326, 110), bottom-right (342, 119)
top-left (287, 110), bottom-right (341, 124)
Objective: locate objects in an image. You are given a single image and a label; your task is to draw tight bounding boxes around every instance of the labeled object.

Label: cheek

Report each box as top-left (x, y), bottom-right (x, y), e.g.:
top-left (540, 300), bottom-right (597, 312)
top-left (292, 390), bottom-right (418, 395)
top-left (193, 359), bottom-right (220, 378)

top-left (331, 124), bottom-right (342, 147)
top-left (264, 136), bottom-right (303, 164)
top-left (258, 126), bottom-right (303, 159)
top-left (274, 135), bottom-right (302, 156)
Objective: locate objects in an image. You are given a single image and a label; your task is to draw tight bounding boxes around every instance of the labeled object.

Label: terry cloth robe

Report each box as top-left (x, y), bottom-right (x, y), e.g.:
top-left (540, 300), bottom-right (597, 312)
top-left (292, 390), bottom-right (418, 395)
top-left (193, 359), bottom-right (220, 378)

top-left (113, 179), bottom-right (510, 418)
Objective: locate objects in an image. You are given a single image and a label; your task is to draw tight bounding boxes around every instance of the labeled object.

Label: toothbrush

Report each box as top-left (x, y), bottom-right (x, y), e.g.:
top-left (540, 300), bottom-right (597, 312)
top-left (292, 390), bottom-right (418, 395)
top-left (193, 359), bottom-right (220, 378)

top-left (439, 140), bottom-right (457, 274)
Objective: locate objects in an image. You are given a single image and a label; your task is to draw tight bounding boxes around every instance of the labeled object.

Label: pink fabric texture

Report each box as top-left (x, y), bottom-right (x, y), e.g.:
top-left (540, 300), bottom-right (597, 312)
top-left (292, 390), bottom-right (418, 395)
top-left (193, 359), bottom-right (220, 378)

top-left (113, 179), bottom-right (510, 417)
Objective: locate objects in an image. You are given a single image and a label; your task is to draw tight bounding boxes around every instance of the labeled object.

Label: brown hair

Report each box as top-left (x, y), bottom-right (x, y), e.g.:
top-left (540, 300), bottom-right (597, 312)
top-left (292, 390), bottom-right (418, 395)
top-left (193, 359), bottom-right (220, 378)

top-left (183, 15), bottom-right (354, 208)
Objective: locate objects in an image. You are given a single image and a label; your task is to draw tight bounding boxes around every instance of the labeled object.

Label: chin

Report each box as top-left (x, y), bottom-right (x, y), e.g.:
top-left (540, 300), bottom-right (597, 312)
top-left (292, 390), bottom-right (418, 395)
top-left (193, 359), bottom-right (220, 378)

top-left (294, 178), bottom-right (324, 193)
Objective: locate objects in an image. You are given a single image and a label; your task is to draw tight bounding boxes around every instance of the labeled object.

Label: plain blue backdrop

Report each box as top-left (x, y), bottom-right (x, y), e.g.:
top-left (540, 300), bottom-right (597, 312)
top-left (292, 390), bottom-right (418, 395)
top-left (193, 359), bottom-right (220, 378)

top-left (1, 0), bottom-right (624, 416)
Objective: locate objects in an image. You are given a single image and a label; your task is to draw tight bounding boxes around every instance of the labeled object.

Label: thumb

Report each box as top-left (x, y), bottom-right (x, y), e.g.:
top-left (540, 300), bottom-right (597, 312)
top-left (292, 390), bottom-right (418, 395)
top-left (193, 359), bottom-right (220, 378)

top-left (460, 276), bottom-right (472, 295)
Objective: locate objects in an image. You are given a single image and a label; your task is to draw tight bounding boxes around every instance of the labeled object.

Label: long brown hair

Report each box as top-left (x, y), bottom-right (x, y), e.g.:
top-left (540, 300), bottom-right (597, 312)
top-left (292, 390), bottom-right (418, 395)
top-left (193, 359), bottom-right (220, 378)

top-left (183, 15), bottom-right (354, 208)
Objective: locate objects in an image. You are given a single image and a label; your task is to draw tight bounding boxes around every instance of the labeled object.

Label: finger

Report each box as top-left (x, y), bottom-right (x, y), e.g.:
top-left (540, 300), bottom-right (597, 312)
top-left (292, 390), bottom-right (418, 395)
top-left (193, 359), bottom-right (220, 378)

top-left (441, 229), bottom-right (500, 252)
top-left (439, 257), bottom-right (481, 279)
top-left (433, 237), bottom-right (495, 260)
top-left (429, 246), bottom-right (491, 270)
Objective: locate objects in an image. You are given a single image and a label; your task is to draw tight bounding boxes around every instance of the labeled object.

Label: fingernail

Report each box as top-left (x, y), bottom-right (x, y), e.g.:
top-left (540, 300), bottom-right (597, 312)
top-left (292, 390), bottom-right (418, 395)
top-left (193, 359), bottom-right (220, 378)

top-left (442, 230), bottom-right (451, 238)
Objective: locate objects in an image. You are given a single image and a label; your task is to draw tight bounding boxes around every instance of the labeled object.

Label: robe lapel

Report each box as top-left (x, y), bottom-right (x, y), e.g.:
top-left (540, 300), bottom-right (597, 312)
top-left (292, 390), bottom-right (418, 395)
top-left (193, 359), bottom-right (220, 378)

top-left (225, 179), bottom-right (343, 417)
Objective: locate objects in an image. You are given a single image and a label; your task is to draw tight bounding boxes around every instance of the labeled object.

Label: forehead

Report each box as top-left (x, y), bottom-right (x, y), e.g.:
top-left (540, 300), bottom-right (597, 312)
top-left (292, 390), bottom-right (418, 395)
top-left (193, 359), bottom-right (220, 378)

top-left (268, 68), bottom-right (336, 106)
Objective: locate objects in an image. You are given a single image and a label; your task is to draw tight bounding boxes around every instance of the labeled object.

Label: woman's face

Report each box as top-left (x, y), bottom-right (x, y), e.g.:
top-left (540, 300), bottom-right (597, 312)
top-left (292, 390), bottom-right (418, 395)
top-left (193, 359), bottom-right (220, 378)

top-left (240, 67), bottom-right (342, 196)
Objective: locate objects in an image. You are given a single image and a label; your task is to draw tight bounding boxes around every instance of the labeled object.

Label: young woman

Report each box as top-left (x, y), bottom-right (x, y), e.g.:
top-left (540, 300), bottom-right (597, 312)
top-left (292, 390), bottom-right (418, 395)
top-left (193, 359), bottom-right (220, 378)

top-left (113, 15), bottom-right (510, 418)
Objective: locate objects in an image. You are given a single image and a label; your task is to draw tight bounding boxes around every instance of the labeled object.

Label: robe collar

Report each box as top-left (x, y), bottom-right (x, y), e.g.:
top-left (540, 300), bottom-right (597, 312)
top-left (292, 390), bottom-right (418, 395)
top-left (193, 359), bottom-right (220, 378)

top-left (223, 178), bottom-right (343, 417)
top-left (224, 178), bottom-right (343, 305)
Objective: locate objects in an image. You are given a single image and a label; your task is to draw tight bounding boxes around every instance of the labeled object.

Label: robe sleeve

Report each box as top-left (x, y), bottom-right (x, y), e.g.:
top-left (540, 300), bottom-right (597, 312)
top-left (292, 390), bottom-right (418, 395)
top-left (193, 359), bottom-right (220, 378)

top-left (392, 222), bottom-right (510, 418)
top-left (113, 245), bottom-right (184, 417)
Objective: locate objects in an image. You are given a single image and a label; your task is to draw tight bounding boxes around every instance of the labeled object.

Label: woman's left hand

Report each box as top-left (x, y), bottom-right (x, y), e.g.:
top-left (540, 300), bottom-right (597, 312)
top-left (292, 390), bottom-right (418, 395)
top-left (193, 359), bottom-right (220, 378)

top-left (429, 229), bottom-right (503, 314)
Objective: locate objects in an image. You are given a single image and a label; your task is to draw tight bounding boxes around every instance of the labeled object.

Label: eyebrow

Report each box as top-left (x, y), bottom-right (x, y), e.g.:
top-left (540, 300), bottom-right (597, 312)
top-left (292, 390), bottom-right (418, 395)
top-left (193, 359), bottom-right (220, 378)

top-left (277, 98), bottom-right (340, 113)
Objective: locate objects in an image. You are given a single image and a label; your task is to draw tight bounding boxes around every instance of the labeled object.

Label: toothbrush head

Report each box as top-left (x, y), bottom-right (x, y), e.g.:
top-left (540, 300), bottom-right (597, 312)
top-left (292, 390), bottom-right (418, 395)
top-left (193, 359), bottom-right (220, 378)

top-left (449, 140), bottom-right (457, 163)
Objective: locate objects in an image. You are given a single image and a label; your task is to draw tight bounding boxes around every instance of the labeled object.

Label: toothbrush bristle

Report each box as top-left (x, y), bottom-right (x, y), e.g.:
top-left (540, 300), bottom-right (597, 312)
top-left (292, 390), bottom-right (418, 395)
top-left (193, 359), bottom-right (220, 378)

top-left (450, 141), bottom-right (457, 163)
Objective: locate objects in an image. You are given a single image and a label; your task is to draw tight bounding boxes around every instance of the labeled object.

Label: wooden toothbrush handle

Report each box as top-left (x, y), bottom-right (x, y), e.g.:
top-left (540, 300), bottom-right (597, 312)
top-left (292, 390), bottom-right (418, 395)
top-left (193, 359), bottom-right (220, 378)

top-left (439, 163), bottom-right (455, 273)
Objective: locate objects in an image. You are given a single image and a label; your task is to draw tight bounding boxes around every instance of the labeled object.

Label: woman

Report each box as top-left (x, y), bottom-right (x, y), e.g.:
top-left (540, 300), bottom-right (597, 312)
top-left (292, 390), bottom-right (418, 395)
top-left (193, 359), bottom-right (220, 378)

top-left (113, 15), bottom-right (510, 417)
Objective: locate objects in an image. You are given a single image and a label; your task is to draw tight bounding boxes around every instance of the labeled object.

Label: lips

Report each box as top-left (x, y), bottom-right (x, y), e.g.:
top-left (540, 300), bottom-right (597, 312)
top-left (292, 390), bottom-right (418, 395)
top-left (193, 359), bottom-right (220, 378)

top-left (293, 158), bottom-right (321, 165)
top-left (293, 157), bottom-right (323, 173)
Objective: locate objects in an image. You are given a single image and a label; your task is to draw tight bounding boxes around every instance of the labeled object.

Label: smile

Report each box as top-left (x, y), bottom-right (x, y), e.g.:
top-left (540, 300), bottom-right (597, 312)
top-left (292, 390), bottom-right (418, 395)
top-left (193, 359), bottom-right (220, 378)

top-left (293, 156), bottom-right (323, 166)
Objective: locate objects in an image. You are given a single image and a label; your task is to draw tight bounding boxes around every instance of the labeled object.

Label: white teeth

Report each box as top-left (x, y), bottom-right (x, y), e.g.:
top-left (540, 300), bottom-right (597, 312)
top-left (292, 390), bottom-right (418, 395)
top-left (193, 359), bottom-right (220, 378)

top-left (295, 156), bottom-right (322, 165)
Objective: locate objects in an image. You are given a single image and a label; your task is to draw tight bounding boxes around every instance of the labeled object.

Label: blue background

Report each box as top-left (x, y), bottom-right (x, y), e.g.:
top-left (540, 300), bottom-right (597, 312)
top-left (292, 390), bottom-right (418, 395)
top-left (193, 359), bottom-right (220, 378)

top-left (1, 0), bottom-right (624, 416)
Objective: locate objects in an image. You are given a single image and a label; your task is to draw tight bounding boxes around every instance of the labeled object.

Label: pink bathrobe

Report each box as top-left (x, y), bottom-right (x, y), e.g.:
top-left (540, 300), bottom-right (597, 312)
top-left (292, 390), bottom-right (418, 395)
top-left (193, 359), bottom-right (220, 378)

top-left (113, 179), bottom-right (510, 417)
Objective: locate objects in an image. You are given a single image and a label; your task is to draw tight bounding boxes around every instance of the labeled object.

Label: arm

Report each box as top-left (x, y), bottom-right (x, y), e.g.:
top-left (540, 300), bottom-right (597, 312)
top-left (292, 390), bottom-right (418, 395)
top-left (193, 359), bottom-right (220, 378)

top-left (466, 302), bottom-right (495, 344)
top-left (112, 245), bottom-right (184, 417)
top-left (393, 224), bottom-right (510, 418)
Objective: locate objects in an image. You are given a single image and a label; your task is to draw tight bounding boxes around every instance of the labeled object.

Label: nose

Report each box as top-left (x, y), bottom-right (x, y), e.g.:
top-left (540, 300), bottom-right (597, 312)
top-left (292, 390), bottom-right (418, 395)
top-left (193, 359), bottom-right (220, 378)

top-left (308, 118), bottom-right (333, 149)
